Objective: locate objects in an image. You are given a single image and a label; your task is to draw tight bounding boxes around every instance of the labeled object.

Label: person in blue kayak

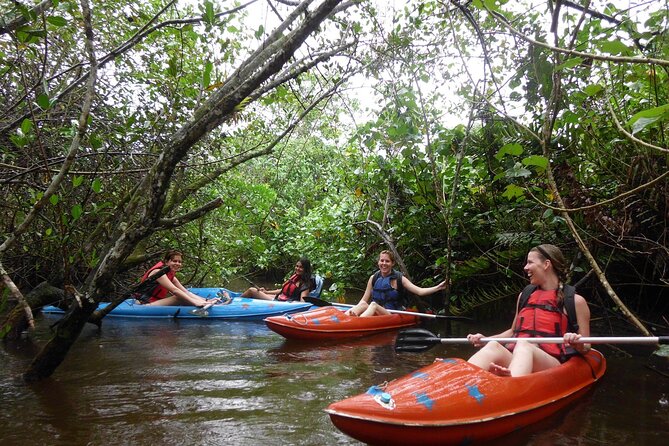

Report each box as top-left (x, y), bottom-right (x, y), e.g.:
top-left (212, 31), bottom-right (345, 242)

top-left (138, 250), bottom-right (228, 307)
top-left (466, 244), bottom-right (591, 377)
top-left (241, 257), bottom-right (315, 302)
top-left (345, 250), bottom-right (448, 317)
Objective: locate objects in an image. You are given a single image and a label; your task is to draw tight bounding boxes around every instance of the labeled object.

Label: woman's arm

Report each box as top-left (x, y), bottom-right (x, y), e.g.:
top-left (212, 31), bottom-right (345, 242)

top-left (564, 293), bottom-right (591, 352)
top-left (344, 276), bottom-right (374, 315)
top-left (401, 277), bottom-right (448, 296)
top-left (154, 274), bottom-right (205, 305)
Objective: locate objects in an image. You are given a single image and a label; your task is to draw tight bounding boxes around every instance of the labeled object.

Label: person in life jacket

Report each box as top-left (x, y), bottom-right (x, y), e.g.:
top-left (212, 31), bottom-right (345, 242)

top-left (241, 257), bottom-right (314, 302)
top-left (466, 244), bottom-right (591, 377)
top-left (139, 250), bottom-right (221, 307)
top-left (345, 250), bottom-right (448, 317)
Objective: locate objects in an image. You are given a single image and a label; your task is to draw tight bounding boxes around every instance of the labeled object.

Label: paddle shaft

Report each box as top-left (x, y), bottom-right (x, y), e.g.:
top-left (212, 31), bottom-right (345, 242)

top-left (438, 336), bottom-right (669, 345)
top-left (331, 302), bottom-right (453, 320)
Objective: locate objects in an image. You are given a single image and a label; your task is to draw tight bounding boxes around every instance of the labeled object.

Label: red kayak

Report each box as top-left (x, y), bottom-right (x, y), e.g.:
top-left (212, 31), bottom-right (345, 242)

top-left (326, 349), bottom-right (606, 445)
top-left (264, 306), bottom-right (420, 341)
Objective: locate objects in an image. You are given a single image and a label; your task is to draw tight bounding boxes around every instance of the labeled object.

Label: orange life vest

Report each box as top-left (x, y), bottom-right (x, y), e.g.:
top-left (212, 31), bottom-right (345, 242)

top-left (511, 288), bottom-right (572, 358)
top-left (139, 261), bottom-right (175, 303)
top-left (275, 274), bottom-right (306, 302)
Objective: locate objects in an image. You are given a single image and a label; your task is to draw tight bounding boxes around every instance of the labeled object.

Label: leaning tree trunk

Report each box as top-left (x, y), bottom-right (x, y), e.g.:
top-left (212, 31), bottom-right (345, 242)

top-left (0, 282), bottom-right (65, 341)
top-left (23, 295), bottom-right (98, 382)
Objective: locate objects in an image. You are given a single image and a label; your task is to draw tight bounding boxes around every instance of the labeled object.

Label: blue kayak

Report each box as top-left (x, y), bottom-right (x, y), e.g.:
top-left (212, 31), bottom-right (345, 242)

top-left (42, 276), bottom-right (325, 321)
top-left (42, 293), bottom-right (313, 320)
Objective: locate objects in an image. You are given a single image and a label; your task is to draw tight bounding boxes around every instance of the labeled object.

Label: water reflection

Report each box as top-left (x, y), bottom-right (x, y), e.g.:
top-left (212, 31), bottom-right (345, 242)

top-left (1, 314), bottom-right (668, 445)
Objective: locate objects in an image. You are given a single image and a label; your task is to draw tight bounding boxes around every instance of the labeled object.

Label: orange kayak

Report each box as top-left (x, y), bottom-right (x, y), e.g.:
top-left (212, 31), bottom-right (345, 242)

top-left (326, 349), bottom-right (606, 445)
top-left (264, 306), bottom-right (420, 340)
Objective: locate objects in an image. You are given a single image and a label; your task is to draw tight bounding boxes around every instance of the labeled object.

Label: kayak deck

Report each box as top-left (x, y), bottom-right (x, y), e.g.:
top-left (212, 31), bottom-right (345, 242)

top-left (264, 306), bottom-right (420, 340)
top-left (42, 289), bottom-right (313, 320)
top-left (326, 349), bottom-right (606, 445)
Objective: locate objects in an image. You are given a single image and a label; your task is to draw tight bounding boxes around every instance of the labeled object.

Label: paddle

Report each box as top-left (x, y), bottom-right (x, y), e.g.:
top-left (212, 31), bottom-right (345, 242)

top-left (303, 296), bottom-right (472, 321)
top-left (395, 327), bottom-right (669, 353)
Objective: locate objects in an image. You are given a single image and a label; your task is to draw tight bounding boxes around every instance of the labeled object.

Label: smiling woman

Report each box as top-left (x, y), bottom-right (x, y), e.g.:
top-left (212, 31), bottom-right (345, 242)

top-left (240, 257), bottom-right (315, 302)
top-left (466, 244), bottom-right (592, 377)
top-left (140, 250), bottom-right (220, 307)
top-left (345, 250), bottom-right (448, 317)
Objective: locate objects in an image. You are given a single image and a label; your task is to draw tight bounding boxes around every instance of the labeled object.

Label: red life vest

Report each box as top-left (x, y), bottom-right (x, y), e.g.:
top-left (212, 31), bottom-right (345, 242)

top-left (275, 274), bottom-right (304, 302)
top-left (140, 261), bottom-right (175, 303)
top-left (511, 288), bottom-right (569, 358)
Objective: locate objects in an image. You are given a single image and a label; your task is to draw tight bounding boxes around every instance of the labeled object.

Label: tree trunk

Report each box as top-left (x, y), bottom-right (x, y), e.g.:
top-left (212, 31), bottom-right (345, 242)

top-left (1, 282), bottom-right (64, 341)
top-left (23, 297), bottom-right (98, 382)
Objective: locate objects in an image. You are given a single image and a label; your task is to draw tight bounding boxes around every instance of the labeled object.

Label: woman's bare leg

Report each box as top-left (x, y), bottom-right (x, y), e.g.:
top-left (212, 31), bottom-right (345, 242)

top-left (467, 341), bottom-right (512, 371)
top-left (241, 287), bottom-right (274, 300)
top-left (360, 301), bottom-right (390, 317)
top-left (507, 340), bottom-right (560, 376)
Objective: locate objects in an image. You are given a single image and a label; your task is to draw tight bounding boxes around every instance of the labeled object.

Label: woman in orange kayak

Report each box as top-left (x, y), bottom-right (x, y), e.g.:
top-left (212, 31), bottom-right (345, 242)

top-left (345, 250), bottom-right (447, 317)
top-left (466, 244), bottom-right (591, 377)
top-left (241, 257), bottom-right (315, 302)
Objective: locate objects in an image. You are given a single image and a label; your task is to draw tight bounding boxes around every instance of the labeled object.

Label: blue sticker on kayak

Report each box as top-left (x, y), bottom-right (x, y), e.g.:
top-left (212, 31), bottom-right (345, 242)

top-left (466, 384), bottom-right (485, 404)
top-left (330, 315), bottom-right (340, 323)
top-left (412, 392), bottom-right (434, 410)
top-left (410, 371), bottom-right (430, 380)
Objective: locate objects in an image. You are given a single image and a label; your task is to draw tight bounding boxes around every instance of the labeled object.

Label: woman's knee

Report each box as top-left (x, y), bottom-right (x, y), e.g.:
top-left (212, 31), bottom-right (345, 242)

top-left (480, 341), bottom-right (506, 354)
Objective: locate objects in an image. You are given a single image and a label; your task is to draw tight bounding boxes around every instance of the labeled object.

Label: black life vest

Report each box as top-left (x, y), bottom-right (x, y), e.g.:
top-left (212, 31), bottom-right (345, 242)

top-left (371, 269), bottom-right (405, 310)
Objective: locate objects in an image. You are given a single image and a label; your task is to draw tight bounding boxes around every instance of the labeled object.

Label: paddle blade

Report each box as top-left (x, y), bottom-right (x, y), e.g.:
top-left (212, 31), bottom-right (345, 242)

top-left (304, 296), bottom-right (332, 307)
top-left (394, 328), bottom-right (443, 353)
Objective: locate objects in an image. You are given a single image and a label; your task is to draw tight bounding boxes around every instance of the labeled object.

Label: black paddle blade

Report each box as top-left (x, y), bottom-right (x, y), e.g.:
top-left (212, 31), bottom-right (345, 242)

top-left (394, 328), bottom-right (442, 353)
top-left (303, 296), bottom-right (332, 307)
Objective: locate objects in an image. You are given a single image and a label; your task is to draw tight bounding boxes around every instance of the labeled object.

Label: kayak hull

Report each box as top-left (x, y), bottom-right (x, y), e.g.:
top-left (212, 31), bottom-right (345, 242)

top-left (326, 349), bottom-right (606, 445)
top-left (42, 288), bottom-right (313, 320)
top-left (264, 306), bottom-right (420, 340)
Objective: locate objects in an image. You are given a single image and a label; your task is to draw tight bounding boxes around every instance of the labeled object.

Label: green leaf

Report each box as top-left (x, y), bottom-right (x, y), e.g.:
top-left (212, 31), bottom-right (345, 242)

top-left (506, 162), bottom-right (532, 178)
top-left (495, 142), bottom-right (523, 160)
top-left (627, 104), bottom-right (669, 134)
top-left (202, 60), bottom-right (213, 89)
top-left (20, 118), bottom-right (33, 135)
top-left (47, 16), bottom-right (68, 27)
top-left (89, 134), bottom-right (102, 149)
top-left (50, 194), bottom-right (59, 205)
top-left (522, 155), bottom-right (549, 169)
top-left (598, 40), bottom-right (630, 55)
top-left (71, 204), bottom-right (83, 220)
top-left (255, 25), bottom-right (264, 39)
top-left (555, 57), bottom-right (583, 70)
top-left (583, 84), bottom-right (603, 96)
top-left (92, 178), bottom-right (102, 193)
top-left (37, 93), bottom-right (51, 110)
top-left (167, 57), bottom-right (178, 77)
top-left (204, 0), bottom-right (215, 24)
top-left (502, 184), bottom-right (525, 200)
top-left (72, 175), bottom-right (83, 187)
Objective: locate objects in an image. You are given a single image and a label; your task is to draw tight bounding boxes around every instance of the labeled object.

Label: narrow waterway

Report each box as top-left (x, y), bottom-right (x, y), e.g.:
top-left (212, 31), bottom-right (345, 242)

top-left (1, 306), bottom-right (668, 445)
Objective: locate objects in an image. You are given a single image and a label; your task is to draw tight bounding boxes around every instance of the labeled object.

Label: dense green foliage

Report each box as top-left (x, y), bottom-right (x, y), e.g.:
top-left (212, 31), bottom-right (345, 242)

top-left (1, 0), bottom-right (667, 325)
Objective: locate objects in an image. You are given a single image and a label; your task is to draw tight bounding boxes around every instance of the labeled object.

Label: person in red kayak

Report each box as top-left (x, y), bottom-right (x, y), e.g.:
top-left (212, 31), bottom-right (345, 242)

top-left (466, 244), bottom-right (591, 377)
top-left (345, 250), bottom-right (447, 317)
top-left (241, 257), bottom-right (315, 302)
top-left (139, 250), bottom-right (226, 307)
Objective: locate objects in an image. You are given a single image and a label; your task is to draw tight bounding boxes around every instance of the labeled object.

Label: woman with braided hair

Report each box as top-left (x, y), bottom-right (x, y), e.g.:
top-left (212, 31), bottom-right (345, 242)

top-left (466, 244), bottom-right (591, 377)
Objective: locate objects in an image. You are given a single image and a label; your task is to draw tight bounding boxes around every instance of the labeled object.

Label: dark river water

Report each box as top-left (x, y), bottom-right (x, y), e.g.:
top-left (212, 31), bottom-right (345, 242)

top-left (2, 304), bottom-right (668, 445)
